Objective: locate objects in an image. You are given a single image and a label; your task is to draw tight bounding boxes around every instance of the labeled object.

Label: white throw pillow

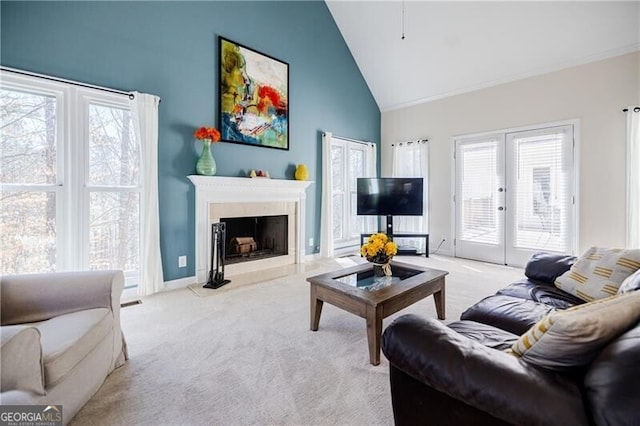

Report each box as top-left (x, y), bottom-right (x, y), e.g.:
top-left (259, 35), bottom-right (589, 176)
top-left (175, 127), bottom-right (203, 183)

top-left (618, 269), bottom-right (640, 294)
top-left (554, 247), bottom-right (640, 302)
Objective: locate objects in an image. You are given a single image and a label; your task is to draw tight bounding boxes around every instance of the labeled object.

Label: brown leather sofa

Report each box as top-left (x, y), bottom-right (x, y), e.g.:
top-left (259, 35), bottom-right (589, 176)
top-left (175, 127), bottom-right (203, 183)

top-left (381, 253), bottom-right (640, 425)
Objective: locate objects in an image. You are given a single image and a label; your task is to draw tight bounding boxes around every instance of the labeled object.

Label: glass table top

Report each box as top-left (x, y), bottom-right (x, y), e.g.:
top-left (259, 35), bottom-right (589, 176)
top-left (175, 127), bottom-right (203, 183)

top-left (336, 266), bottom-right (422, 291)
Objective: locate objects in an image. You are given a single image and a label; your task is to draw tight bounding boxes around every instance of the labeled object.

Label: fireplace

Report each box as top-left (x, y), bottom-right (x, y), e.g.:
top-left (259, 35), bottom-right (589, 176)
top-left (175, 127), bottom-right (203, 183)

top-left (222, 215), bottom-right (288, 265)
top-left (188, 176), bottom-right (312, 282)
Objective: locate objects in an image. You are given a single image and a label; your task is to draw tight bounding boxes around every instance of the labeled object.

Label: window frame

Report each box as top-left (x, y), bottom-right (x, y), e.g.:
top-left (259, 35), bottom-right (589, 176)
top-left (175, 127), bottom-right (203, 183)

top-left (1, 71), bottom-right (141, 284)
top-left (1, 74), bottom-right (70, 270)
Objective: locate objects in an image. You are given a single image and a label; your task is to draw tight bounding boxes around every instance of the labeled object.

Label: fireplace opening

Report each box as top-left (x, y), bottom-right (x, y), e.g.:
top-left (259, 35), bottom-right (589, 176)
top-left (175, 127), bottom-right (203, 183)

top-left (221, 215), bottom-right (288, 265)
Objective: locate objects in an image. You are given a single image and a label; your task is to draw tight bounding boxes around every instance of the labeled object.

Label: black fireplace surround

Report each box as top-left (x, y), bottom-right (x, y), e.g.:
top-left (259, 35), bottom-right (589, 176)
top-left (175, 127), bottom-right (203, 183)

top-left (221, 215), bottom-right (288, 265)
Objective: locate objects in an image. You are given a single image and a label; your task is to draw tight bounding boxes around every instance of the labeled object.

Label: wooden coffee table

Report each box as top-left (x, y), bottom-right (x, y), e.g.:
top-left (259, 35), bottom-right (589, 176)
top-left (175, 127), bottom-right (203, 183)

top-left (307, 260), bottom-right (448, 365)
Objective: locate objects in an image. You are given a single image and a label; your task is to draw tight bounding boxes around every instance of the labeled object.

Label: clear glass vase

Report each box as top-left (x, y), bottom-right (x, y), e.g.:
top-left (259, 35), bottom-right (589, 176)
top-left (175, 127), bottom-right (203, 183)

top-left (196, 140), bottom-right (217, 176)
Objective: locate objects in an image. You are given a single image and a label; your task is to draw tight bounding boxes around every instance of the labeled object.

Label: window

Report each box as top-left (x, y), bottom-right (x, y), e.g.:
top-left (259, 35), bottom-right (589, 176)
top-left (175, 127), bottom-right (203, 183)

top-left (1, 72), bottom-right (140, 286)
top-left (331, 138), bottom-right (368, 247)
top-left (86, 102), bottom-right (140, 277)
top-left (391, 140), bottom-right (429, 252)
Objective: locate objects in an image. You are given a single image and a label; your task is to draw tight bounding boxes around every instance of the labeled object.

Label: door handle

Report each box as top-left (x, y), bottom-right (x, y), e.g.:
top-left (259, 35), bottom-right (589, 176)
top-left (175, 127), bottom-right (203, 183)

top-left (498, 188), bottom-right (504, 192)
top-left (498, 206), bottom-right (504, 211)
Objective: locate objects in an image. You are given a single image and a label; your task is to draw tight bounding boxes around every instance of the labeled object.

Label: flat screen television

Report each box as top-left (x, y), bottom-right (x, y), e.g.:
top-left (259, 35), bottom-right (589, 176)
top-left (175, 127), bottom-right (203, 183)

top-left (357, 177), bottom-right (423, 216)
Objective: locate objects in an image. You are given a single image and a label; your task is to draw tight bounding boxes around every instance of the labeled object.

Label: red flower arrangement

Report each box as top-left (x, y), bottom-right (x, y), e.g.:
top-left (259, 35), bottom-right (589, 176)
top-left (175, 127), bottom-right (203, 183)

top-left (194, 126), bottom-right (221, 142)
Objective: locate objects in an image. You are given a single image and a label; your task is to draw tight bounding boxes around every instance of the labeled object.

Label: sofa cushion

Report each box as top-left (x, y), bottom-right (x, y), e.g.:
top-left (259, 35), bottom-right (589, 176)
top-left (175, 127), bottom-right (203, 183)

top-left (497, 279), bottom-right (584, 310)
top-left (448, 320), bottom-right (518, 351)
top-left (554, 247), bottom-right (640, 302)
top-left (618, 269), bottom-right (640, 294)
top-left (511, 292), bottom-right (640, 370)
top-left (583, 321), bottom-right (640, 425)
top-left (0, 325), bottom-right (45, 395)
top-left (35, 308), bottom-right (112, 386)
top-left (524, 252), bottom-right (576, 285)
top-left (460, 294), bottom-right (556, 336)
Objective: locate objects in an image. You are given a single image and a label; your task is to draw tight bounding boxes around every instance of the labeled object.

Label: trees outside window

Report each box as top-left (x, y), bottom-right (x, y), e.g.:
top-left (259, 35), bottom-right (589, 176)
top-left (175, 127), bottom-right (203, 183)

top-left (1, 72), bottom-right (140, 286)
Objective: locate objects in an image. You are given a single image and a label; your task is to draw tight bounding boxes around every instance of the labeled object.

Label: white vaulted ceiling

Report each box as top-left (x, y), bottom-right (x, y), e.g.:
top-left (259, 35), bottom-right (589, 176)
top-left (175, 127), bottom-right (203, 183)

top-left (326, 1), bottom-right (640, 111)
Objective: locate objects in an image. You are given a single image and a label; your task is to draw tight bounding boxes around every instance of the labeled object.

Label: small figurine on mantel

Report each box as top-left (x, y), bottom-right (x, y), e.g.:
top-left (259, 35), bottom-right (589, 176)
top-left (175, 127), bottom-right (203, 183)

top-left (248, 169), bottom-right (270, 178)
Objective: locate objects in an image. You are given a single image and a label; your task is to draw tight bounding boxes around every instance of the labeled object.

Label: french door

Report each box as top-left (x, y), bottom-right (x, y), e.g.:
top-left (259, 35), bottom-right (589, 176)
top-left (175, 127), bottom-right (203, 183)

top-left (454, 124), bottom-right (575, 267)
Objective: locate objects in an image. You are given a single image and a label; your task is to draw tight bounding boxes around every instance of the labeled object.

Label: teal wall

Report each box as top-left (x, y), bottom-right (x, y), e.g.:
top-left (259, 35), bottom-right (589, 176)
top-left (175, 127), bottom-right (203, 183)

top-left (1, 1), bottom-right (380, 281)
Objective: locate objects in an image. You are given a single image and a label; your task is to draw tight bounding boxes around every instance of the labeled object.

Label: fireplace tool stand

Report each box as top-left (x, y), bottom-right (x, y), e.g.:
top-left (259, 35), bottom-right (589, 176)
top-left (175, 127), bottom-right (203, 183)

top-left (203, 222), bottom-right (231, 289)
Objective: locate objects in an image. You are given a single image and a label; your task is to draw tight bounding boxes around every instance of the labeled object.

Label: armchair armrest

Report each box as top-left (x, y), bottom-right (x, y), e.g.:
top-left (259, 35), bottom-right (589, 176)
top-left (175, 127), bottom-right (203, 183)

top-left (0, 325), bottom-right (44, 395)
top-left (1, 270), bottom-right (124, 325)
top-left (382, 315), bottom-right (589, 426)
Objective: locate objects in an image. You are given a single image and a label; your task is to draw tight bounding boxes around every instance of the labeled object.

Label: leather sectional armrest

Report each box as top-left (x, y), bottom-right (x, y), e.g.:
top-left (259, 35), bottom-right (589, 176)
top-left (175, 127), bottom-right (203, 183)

top-left (381, 314), bottom-right (589, 426)
top-left (524, 252), bottom-right (576, 284)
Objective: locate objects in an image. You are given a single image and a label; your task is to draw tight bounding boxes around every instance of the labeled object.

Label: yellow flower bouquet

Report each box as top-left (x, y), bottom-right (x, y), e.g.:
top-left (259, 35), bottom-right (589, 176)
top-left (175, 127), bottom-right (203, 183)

top-left (360, 233), bottom-right (398, 276)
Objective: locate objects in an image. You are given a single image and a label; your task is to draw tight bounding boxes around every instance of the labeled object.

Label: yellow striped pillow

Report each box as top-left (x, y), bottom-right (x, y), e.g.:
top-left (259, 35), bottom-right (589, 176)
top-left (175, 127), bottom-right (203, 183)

top-left (554, 247), bottom-right (640, 302)
top-left (511, 292), bottom-right (640, 370)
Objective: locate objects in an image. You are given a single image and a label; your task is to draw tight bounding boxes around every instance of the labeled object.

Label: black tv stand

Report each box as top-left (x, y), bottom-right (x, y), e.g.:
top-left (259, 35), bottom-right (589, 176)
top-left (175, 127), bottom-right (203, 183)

top-left (385, 215), bottom-right (394, 236)
top-left (361, 216), bottom-right (429, 257)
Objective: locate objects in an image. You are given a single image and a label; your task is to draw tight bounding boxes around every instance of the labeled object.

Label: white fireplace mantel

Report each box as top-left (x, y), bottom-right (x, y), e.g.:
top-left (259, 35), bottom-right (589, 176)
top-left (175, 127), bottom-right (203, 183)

top-left (188, 175), bottom-right (313, 282)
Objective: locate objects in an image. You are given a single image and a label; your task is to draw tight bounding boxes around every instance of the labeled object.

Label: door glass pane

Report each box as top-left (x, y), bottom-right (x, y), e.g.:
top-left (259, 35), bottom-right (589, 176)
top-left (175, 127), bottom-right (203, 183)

top-left (512, 132), bottom-right (570, 252)
top-left (460, 142), bottom-right (498, 244)
top-left (89, 191), bottom-right (139, 272)
top-left (0, 89), bottom-right (57, 184)
top-left (0, 191), bottom-right (56, 273)
top-left (89, 104), bottom-right (138, 186)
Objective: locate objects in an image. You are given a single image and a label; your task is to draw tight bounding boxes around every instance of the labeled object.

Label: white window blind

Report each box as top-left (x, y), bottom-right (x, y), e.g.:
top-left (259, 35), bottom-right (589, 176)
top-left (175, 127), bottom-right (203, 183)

top-left (508, 129), bottom-right (572, 253)
top-left (459, 140), bottom-right (499, 245)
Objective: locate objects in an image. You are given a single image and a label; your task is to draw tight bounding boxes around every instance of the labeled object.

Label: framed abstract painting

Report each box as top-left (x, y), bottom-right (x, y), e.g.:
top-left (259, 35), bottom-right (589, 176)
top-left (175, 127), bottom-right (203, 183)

top-left (219, 37), bottom-right (289, 150)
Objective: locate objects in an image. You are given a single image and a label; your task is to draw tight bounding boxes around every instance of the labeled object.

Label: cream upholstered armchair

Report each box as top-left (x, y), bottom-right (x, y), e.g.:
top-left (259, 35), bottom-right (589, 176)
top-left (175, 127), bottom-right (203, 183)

top-left (0, 270), bottom-right (128, 424)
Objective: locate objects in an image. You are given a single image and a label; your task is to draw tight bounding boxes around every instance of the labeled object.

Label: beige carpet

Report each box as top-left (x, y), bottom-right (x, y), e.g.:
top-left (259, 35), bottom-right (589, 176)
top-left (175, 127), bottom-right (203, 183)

top-left (70, 255), bottom-right (523, 426)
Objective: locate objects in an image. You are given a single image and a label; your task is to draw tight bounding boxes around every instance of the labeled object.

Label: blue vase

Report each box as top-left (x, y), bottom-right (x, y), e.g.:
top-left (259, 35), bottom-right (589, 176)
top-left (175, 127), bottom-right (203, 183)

top-left (196, 140), bottom-right (217, 176)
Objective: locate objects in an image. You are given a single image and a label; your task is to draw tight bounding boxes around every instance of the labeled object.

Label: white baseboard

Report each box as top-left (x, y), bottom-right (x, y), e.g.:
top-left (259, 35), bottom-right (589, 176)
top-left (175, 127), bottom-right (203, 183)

top-left (163, 276), bottom-right (197, 291)
top-left (305, 253), bottom-right (321, 261)
top-left (430, 248), bottom-right (453, 257)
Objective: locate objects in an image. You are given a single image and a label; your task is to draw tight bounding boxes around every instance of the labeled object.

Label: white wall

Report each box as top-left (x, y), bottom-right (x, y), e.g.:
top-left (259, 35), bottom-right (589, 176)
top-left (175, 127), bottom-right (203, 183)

top-left (382, 52), bottom-right (639, 256)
